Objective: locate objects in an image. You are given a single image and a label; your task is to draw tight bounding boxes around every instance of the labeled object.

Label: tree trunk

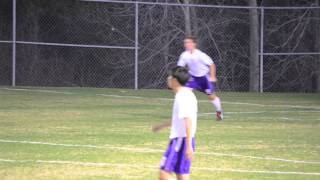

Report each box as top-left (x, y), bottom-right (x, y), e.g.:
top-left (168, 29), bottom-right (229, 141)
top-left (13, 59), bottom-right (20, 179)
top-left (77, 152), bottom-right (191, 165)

top-left (182, 0), bottom-right (192, 36)
top-left (315, 0), bottom-right (320, 92)
top-left (249, 0), bottom-right (260, 92)
top-left (163, 1), bottom-right (170, 64)
top-left (23, 1), bottom-right (40, 85)
top-left (191, 6), bottom-right (198, 37)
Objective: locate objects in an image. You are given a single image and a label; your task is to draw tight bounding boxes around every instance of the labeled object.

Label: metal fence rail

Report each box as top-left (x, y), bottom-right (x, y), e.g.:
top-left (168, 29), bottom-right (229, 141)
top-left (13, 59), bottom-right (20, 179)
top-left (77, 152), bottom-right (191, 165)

top-left (0, 0), bottom-right (319, 92)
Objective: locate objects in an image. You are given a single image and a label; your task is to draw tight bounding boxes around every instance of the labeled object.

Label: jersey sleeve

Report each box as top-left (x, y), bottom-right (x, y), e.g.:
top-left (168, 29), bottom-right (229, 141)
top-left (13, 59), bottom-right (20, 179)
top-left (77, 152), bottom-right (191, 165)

top-left (177, 53), bottom-right (186, 67)
top-left (177, 95), bottom-right (194, 120)
top-left (202, 53), bottom-right (214, 66)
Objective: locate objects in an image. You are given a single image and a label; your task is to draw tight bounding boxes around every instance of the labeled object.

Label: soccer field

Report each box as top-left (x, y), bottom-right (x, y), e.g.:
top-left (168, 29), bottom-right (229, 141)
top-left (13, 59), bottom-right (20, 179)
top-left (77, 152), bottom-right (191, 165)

top-left (0, 87), bottom-right (319, 179)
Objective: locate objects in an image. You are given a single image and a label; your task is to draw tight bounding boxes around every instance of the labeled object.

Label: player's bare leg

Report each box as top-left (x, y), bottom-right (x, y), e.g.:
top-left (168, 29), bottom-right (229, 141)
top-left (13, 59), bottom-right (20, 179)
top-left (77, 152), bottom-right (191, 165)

top-left (208, 93), bottom-right (223, 121)
top-left (159, 170), bottom-right (171, 180)
top-left (177, 174), bottom-right (189, 180)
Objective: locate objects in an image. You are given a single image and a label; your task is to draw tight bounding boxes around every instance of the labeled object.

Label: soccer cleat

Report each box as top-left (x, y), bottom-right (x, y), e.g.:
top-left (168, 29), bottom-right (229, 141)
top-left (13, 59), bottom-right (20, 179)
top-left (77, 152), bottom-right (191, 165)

top-left (216, 111), bottom-right (223, 121)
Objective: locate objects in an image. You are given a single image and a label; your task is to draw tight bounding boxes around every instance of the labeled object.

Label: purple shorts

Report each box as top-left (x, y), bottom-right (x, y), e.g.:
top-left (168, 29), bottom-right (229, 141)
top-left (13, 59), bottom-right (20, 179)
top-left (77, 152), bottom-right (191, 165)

top-left (186, 75), bottom-right (216, 95)
top-left (160, 137), bottom-right (196, 174)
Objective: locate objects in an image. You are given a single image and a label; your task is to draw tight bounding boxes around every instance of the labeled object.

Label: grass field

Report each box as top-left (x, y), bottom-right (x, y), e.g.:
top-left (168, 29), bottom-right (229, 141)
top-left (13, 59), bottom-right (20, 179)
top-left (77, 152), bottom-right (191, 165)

top-left (0, 86), bottom-right (319, 180)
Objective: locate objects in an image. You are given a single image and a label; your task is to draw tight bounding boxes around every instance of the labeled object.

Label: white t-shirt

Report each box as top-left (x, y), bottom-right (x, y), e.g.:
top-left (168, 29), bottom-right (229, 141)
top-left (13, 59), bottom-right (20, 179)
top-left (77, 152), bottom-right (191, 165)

top-left (177, 49), bottom-right (214, 77)
top-left (169, 87), bottom-right (198, 139)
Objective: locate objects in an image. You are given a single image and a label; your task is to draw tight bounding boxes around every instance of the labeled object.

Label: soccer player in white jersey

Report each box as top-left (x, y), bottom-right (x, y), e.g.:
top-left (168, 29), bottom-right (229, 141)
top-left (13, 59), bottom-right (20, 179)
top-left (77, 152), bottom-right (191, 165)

top-left (178, 36), bottom-right (223, 121)
top-left (152, 66), bottom-right (198, 180)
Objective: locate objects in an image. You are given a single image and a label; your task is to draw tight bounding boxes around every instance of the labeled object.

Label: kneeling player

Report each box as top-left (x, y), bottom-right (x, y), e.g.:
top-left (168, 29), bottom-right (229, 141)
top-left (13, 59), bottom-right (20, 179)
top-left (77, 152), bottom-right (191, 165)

top-left (153, 66), bottom-right (198, 180)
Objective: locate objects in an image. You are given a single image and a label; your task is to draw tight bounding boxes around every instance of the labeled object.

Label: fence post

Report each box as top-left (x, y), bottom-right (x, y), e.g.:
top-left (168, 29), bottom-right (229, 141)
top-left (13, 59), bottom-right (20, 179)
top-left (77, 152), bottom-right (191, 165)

top-left (259, 7), bottom-right (264, 93)
top-left (12, 0), bottom-right (16, 87)
top-left (134, 2), bottom-right (139, 90)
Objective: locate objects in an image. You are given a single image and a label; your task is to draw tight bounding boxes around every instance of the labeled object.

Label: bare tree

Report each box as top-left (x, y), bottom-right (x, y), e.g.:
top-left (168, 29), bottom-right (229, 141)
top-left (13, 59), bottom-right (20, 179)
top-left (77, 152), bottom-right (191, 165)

top-left (5, 0), bottom-right (317, 91)
top-left (18, 1), bottom-right (41, 85)
top-left (315, 0), bottom-right (320, 92)
top-left (182, 0), bottom-right (192, 36)
top-left (248, 0), bottom-right (259, 92)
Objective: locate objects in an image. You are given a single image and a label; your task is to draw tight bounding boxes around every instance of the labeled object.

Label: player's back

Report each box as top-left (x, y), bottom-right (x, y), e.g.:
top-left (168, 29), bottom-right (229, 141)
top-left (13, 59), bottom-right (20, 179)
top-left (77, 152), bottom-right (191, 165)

top-left (170, 87), bottom-right (198, 139)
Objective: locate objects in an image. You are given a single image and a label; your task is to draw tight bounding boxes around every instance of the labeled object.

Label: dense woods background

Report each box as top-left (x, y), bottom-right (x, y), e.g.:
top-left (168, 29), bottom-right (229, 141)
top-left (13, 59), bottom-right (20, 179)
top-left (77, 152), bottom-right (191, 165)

top-left (0, 0), bottom-right (319, 92)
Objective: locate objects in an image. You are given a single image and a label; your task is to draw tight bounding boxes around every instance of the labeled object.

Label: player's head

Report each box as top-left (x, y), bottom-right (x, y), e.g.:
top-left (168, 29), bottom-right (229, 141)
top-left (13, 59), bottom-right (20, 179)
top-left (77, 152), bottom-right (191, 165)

top-left (184, 36), bottom-right (197, 51)
top-left (167, 66), bottom-right (190, 90)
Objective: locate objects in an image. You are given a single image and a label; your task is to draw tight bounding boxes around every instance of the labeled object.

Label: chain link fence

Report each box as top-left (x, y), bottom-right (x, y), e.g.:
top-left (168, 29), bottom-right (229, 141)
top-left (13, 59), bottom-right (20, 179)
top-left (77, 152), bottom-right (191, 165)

top-left (138, 4), bottom-right (252, 90)
top-left (0, 0), bottom-right (12, 86)
top-left (263, 55), bottom-right (319, 92)
top-left (263, 8), bottom-right (320, 92)
top-left (0, 0), bottom-right (319, 92)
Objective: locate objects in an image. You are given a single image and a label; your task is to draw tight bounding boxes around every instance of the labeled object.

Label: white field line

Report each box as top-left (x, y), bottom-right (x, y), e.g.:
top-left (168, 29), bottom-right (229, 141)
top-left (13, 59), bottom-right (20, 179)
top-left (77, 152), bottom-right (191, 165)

top-left (221, 101), bottom-right (320, 110)
top-left (96, 93), bottom-right (146, 99)
top-left (273, 110), bottom-right (320, 113)
top-left (95, 93), bottom-right (320, 110)
top-left (1, 87), bottom-right (320, 110)
top-left (0, 158), bottom-right (320, 176)
top-left (0, 158), bottom-right (156, 168)
top-left (193, 166), bottom-right (320, 176)
top-left (1, 139), bottom-right (320, 165)
top-left (199, 152), bottom-right (320, 164)
top-left (96, 93), bottom-right (173, 101)
top-left (0, 139), bottom-right (162, 153)
top-left (0, 88), bottom-right (74, 95)
top-left (199, 110), bottom-right (320, 116)
top-left (200, 111), bottom-right (265, 115)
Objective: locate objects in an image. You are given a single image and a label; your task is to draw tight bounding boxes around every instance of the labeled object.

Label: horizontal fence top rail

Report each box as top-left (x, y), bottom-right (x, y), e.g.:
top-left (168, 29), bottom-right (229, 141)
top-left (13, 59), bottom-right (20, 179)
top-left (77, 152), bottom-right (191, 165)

top-left (0, 40), bottom-right (13, 44)
top-left (261, 52), bottom-right (320, 56)
top-left (81, 0), bottom-right (320, 9)
top-left (0, 40), bottom-right (137, 50)
top-left (3, 41), bottom-right (319, 55)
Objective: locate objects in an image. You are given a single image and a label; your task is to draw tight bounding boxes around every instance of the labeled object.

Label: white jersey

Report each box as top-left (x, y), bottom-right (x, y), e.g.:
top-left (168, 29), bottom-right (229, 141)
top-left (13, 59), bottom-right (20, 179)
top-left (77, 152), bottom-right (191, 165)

top-left (177, 49), bottom-right (214, 77)
top-left (170, 87), bottom-right (198, 139)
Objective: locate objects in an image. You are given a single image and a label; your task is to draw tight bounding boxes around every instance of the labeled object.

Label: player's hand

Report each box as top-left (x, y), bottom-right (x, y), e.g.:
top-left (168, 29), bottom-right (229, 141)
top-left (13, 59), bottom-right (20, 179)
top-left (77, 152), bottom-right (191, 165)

top-left (186, 146), bottom-right (193, 160)
top-left (209, 76), bottom-right (217, 82)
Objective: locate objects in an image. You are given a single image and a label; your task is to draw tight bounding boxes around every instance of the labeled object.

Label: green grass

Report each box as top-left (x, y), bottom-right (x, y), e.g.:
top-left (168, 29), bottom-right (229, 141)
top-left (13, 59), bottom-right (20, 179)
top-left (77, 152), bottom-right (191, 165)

top-left (0, 86), bottom-right (319, 179)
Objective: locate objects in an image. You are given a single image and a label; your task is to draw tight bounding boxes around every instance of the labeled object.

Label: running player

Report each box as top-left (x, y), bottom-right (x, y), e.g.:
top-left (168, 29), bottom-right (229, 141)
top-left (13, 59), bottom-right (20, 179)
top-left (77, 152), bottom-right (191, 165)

top-left (178, 36), bottom-right (223, 121)
top-left (152, 66), bottom-right (198, 180)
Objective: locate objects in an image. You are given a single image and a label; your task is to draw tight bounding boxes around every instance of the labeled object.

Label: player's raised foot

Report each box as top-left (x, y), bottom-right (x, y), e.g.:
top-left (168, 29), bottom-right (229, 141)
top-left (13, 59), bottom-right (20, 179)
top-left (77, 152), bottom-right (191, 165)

top-left (216, 111), bottom-right (223, 121)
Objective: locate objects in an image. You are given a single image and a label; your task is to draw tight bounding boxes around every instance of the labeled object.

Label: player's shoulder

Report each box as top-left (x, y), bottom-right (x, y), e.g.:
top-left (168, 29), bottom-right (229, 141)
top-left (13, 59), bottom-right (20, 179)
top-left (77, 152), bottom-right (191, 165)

top-left (196, 49), bottom-right (209, 56)
top-left (197, 49), bottom-right (213, 62)
top-left (180, 50), bottom-right (189, 57)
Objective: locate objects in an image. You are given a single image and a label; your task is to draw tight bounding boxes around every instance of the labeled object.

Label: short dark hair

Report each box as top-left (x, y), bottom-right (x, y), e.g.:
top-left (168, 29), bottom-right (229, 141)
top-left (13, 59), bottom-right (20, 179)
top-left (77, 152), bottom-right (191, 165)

top-left (169, 66), bottom-right (190, 86)
top-left (184, 36), bottom-right (197, 43)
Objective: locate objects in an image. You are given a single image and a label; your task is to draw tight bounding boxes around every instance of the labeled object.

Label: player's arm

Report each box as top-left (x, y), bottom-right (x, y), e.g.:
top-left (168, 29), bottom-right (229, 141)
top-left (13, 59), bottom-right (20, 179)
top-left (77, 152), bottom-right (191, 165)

top-left (209, 63), bottom-right (217, 82)
top-left (152, 120), bottom-right (171, 133)
top-left (203, 53), bottom-right (217, 82)
top-left (184, 117), bottom-right (193, 160)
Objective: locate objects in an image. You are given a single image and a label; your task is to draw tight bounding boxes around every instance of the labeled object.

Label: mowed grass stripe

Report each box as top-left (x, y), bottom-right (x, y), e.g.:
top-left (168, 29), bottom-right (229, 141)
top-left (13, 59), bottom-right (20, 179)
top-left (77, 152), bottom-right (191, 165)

top-left (1, 158), bottom-right (320, 176)
top-left (1, 87), bottom-right (320, 110)
top-left (1, 139), bottom-right (319, 164)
